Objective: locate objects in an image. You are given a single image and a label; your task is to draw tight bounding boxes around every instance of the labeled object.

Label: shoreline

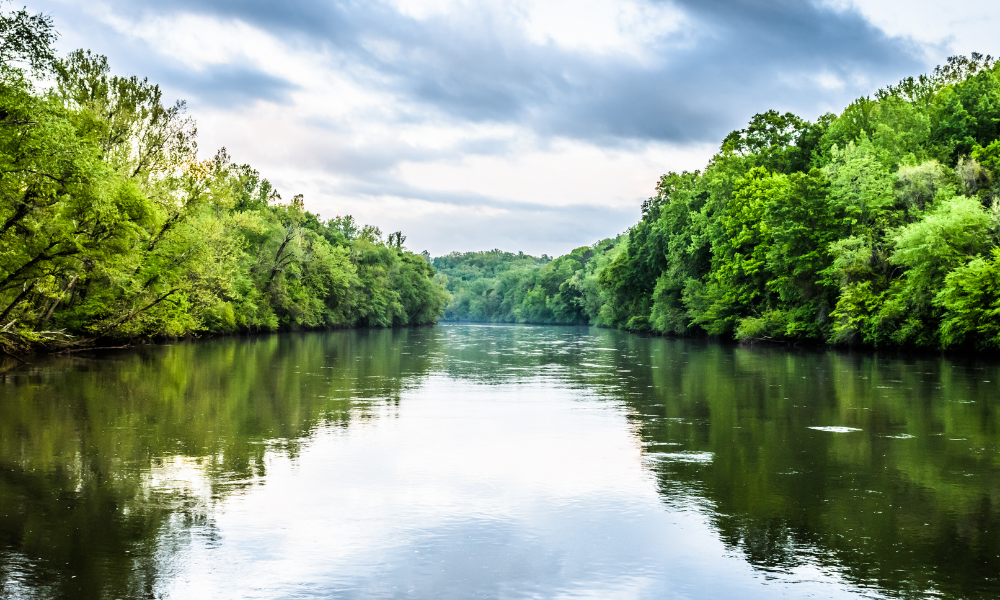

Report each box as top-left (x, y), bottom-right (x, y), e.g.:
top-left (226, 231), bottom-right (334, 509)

top-left (7, 320), bottom-right (1000, 367)
top-left (0, 320), bottom-right (441, 364)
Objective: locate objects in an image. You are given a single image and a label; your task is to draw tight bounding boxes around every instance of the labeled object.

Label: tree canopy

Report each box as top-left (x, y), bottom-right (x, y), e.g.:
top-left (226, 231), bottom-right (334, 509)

top-left (437, 53), bottom-right (1000, 351)
top-left (0, 6), bottom-right (448, 353)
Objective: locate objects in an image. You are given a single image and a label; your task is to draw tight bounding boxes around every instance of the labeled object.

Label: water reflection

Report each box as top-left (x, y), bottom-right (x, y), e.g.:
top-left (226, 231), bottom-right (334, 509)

top-left (0, 329), bottom-right (435, 599)
top-left (631, 343), bottom-right (1000, 600)
top-left (0, 325), bottom-right (998, 599)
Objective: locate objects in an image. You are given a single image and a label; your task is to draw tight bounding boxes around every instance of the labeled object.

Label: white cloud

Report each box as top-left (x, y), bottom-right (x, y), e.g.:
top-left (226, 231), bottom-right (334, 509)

top-left (396, 137), bottom-right (711, 209)
top-left (821, 0), bottom-right (999, 60)
top-left (87, 6), bottom-right (281, 73)
top-left (26, 0), bottom-right (1000, 257)
top-left (812, 72), bottom-right (846, 91)
top-left (521, 0), bottom-right (687, 59)
top-left (386, 0), bottom-right (687, 60)
top-left (81, 5), bottom-right (713, 253)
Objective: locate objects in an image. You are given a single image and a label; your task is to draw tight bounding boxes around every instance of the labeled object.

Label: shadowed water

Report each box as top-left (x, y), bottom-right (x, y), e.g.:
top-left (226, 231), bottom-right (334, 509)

top-left (1, 324), bottom-right (998, 599)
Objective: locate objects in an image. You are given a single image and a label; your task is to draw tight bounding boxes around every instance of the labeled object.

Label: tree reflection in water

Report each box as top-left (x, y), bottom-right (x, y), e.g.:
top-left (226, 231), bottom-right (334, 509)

top-left (1, 325), bottom-right (998, 599)
top-left (0, 329), bottom-right (435, 599)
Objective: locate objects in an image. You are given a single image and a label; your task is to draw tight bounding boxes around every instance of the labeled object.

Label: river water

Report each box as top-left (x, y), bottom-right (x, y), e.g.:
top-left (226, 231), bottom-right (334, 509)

top-left (0, 324), bottom-right (998, 599)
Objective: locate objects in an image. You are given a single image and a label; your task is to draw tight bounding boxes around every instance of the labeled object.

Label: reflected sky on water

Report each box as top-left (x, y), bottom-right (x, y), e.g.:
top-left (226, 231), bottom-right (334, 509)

top-left (1, 325), bottom-right (998, 599)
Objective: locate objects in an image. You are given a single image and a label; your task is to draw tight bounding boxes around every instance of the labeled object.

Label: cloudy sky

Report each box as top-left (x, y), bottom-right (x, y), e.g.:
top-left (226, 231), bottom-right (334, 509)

top-left (25, 0), bottom-right (1000, 255)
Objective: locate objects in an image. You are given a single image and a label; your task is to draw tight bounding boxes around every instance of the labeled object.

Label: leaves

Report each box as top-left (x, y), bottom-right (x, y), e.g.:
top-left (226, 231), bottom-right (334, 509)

top-left (589, 55), bottom-right (1000, 349)
top-left (0, 50), bottom-right (447, 349)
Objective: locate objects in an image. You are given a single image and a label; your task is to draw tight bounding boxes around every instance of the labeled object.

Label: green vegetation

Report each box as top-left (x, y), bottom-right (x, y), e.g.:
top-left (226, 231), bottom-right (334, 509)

top-left (0, 8), bottom-right (447, 353)
top-left (439, 53), bottom-right (1000, 350)
top-left (8, 4), bottom-right (1000, 352)
top-left (602, 53), bottom-right (1000, 350)
top-left (432, 240), bottom-right (622, 324)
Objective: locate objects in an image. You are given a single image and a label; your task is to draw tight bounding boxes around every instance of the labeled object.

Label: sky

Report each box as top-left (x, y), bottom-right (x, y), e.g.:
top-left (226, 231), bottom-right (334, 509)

top-left (23, 0), bottom-right (1000, 256)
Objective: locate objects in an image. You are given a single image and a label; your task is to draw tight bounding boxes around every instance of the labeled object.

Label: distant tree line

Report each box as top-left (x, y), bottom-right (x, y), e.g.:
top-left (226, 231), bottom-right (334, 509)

top-left (438, 53), bottom-right (1000, 350)
top-left (0, 7), bottom-right (448, 353)
top-left (432, 242), bottom-right (622, 324)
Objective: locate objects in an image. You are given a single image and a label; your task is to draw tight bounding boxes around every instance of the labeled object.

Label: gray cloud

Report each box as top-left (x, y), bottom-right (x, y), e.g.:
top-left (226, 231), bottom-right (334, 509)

top-left (264, 170), bottom-right (640, 255)
top-left (50, 0), bottom-right (924, 144)
top-left (155, 62), bottom-right (298, 107)
top-left (39, 0), bottom-right (299, 108)
top-left (382, 202), bottom-right (638, 257)
top-left (28, 0), bottom-right (937, 254)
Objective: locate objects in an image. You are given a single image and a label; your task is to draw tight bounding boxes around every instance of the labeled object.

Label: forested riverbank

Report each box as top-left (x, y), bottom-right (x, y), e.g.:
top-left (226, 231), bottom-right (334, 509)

top-left (0, 8), bottom-right (448, 355)
top-left (432, 240), bottom-right (622, 324)
top-left (7, 6), bottom-right (1000, 355)
top-left (436, 54), bottom-right (1000, 351)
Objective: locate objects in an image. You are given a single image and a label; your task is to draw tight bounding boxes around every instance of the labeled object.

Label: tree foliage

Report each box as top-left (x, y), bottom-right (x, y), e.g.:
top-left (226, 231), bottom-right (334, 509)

top-left (433, 242), bottom-right (622, 325)
top-left (439, 53), bottom-right (1000, 350)
top-left (605, 53), bottom-right (1000, 349)
top-left (0, 9), bottom-right (447, 351)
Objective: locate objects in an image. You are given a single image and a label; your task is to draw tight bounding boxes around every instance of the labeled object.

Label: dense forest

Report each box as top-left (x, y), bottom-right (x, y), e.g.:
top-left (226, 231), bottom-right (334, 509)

top-left (432, 240), bottom-right (621, 324)
top-left (0, 8), bottom-right (448, 354)
top-left (436, 53), bottom-right (1000, 350)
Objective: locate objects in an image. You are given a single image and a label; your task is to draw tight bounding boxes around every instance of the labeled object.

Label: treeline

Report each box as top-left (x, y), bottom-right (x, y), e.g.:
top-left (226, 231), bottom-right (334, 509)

top-left (0, 8), bottom-right (447, 352)
top-left (601, 52), bottom-right (1000, 349)
top-left (433, 240), bottom-right (622, 324)
top-left (440, 53), bottom-right (1000, 350)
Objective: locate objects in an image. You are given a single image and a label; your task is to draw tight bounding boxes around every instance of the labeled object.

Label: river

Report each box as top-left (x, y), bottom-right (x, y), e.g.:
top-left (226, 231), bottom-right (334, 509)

top-left (1, 324), bottom-right (998, 599)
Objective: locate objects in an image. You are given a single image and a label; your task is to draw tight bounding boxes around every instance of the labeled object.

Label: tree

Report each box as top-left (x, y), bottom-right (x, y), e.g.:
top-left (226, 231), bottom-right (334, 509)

top-left (0, 2), bottom-right (57, 73)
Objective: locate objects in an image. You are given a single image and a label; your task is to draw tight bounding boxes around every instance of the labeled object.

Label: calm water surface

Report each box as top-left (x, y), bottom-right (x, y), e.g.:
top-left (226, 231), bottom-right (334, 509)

top-left (1, 325), bottom-right (998, 599)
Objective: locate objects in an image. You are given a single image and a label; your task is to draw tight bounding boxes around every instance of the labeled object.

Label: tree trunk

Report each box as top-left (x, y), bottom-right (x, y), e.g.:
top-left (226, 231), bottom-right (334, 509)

top-left (40, 274), bottom-right (78, 326)
top-left (0, 280), bottom-right (37, 324)
top-left (96, 288), bottom-right (179, 337)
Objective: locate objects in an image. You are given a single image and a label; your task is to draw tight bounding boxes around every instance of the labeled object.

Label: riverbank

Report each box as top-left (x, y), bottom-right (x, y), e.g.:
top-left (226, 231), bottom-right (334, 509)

top-left (427, 56), bottom-right (1000, 352)
top-left (0, 320), bottom-right (444, 364)
top-left (436, 317), bottom-right (1000, 360)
